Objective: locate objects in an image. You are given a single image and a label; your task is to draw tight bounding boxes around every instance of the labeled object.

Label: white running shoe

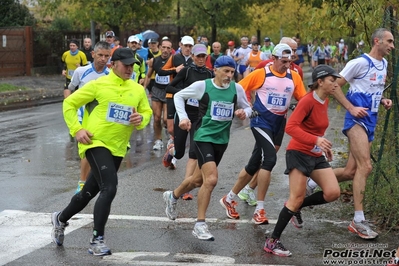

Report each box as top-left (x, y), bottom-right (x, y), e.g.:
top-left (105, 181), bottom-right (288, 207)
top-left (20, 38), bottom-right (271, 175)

top-left (192, 223), bottom-right (214, 241)
top-left (153, 139), bottom-right (164, 150)
top-left (163, 191), bottom-right (177, 220)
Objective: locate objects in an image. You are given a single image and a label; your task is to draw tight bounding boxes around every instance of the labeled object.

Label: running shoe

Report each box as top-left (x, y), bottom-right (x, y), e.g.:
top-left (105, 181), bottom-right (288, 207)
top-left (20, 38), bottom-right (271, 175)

top-left (169, 157), bottom-right (177, 170)
top-left (88, 236), bottom-right (112, 256)
top-left (75, 181), bottom-right (85, 194)
top-left (306, 177), bottom-right (315, 196)
top-left (264, 237), bottom-right (292, 257)
top-left (238, 187), bottom-right (257, 206)
top-left (252, 208), bottom-right (268, 224)
top-left (162, 144), bottom-right (174, 167)
top-left (153, 139), bottom-right (164, 150)
top-left (387, 257), bottom-right (399, 266)
top-left (219, 195), bottom-right (240, 219)
top-left (192, 223), bottom-right (214, 241)
top-left (290, 210), bottom-right (303, 229)
top-left (181, 192), bottom-right (193, 200)
top-left (348, 219), bottom-right (378, 239)
top-left (163, 191), bottom-right (177, 220)
top-left (51, 211), bottom-right (68, 246)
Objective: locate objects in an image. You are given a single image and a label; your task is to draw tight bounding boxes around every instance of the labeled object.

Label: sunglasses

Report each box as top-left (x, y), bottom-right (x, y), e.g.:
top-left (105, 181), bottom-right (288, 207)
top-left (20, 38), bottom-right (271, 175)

top-left (195, 54), bottom-right (206, 58)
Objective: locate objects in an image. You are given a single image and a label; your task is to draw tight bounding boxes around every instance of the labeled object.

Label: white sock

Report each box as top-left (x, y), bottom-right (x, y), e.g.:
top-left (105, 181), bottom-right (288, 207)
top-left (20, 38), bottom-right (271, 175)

top-left (354, 211), bottom-right (365, 223)
top-left (256, 201), bottom-right (264, 210)
top-left (226, 191), bottom-right (236, 203)
top-left (246, 184), bottom-right (254, 191)
top-left (195, 221), bottom-right (206, 226)
top-left (170, 192), bottom-right (178, 203)
top-left (308, 178), bottom-right (318, 189)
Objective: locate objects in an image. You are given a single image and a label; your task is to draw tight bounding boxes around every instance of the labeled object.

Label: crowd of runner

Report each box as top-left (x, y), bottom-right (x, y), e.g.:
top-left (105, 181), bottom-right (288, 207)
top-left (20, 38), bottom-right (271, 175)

top-left (53, 28), bottom-right (398, 265)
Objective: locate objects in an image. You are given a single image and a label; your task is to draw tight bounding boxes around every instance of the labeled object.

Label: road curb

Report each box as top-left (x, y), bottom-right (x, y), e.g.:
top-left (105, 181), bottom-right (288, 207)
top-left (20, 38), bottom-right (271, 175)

top-left (0, 89), bottom-right (63, 112)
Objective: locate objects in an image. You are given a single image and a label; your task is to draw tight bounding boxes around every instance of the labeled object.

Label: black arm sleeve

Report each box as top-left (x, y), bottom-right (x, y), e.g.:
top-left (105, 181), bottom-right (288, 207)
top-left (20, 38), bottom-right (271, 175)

top-left (165, 67), bottom-right (189, 94)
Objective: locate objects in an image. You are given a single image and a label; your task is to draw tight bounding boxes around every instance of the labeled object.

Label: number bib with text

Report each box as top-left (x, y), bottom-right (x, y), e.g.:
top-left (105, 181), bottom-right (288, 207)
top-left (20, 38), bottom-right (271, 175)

top-left (267, 94), bottom-right (287, 106)
top-left (131, 72), bottom-right (137, 81)
top-left (210, 101), bottom-right (234, 121)
top-left (155, 74), bottom-right (170, 85)
top-left (106, 102), bottom-right (132, 125)
top-left (371, 94), bottom-right (382, 113)
top-left (187, 98), bottom-right (199, 107)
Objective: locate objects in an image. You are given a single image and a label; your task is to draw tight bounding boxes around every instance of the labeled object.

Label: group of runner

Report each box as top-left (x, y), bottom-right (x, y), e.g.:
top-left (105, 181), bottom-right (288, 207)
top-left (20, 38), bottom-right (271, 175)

top-left (53, 28), bottom-right (399, 265)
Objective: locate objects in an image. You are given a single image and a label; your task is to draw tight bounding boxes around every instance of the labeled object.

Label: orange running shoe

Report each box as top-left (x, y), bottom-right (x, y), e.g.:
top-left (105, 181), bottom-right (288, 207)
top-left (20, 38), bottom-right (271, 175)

top-left (252, 208), bottom-right (269, 225)
top-left (181, 192), bottom-right (193, 200)
top-left (219, 195), bottom-right (240, 219)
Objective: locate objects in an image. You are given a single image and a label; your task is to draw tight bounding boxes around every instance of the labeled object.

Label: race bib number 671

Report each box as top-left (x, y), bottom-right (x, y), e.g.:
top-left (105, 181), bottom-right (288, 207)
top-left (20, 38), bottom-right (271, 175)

top-left (106, 102), bottom-right (133, 125)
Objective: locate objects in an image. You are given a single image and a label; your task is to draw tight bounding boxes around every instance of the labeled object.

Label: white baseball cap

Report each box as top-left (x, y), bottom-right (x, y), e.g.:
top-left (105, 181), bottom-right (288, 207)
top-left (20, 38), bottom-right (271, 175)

top-left (272, 43), bottom-right (292, 59)
top-left (128, 35), bottom-right (140, 43)
top-left (181, 36), bottom-right (194, 46)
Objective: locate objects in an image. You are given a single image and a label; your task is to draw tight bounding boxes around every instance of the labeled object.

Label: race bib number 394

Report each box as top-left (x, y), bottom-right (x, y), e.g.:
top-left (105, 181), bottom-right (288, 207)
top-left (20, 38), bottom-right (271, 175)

top-left (106, 102), bottom-right (132, 125)
top-left (211, 101), bottom-right (234, 121)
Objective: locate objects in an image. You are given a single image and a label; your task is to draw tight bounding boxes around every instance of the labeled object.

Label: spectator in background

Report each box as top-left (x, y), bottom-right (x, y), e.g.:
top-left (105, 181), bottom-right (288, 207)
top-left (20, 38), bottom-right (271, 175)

top-left (82, 38), bottom-right (93, 63)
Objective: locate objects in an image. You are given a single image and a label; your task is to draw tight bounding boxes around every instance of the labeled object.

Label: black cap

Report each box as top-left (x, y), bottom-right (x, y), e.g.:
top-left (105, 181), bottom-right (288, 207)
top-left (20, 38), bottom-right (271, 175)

top-left (148, 38), bottom-right (158, 43)
top-left (111, 48), bottom-right (139, 65)
top-left (309, 64), bottom-right (340, 88)
top-left (69, 39), bottom-right (79, 46)
top-left (264, 37), bottom-right (271, 42)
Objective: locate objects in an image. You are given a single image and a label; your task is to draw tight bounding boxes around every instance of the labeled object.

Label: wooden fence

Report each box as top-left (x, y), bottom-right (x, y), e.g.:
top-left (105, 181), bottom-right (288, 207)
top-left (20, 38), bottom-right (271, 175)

top-left (0, 26), bottom-right (33, 77)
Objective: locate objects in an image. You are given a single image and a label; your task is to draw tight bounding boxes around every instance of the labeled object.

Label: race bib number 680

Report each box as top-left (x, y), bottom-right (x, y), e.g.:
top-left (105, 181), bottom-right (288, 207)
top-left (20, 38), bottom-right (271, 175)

top-left (106, 102), bottom-right (133, 125)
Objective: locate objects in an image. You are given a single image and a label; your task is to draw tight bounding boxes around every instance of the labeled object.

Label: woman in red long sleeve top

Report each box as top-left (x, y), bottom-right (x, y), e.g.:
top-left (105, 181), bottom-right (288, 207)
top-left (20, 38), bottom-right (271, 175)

top-left (264, 65), bottom-right (342, 257)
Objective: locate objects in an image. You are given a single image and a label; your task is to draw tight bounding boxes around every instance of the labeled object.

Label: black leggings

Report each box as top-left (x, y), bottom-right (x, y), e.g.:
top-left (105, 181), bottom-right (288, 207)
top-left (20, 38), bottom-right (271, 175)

top-left (173, 113), bottom-right (198, 160)
top-left (245, 127), bottom-right (277, 175)
top-left (59, 147), bottom-right (122, 237)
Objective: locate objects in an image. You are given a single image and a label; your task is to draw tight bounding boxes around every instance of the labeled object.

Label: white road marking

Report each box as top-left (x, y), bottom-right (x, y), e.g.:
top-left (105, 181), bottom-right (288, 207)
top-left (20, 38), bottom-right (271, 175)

top-left (0, 209), bottom-right (280, 266)
top-left (0, 209), bottom-right (93, 266)
top-left (102, 252), bottom-right (295, 265)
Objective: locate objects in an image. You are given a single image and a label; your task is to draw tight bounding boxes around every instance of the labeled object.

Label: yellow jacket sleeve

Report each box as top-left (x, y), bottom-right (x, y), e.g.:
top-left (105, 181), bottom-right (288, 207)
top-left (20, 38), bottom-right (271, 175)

top-left (62, 82), bottom-right (96, 136)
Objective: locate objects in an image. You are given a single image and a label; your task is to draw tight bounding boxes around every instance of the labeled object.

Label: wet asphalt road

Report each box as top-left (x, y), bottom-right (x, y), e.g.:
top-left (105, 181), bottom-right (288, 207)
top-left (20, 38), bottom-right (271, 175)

top-left (0, 101), bottom-right (398, 266)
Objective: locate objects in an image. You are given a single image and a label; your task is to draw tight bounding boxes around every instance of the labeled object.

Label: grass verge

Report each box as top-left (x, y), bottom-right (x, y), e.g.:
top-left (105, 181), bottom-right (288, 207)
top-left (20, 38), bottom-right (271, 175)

top-left (0, 83), bottom-right (28, 92)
